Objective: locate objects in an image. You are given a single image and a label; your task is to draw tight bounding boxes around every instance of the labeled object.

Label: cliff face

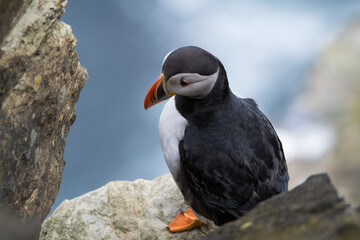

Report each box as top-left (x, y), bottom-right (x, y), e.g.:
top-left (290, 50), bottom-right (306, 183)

top-left (0, 0), bottom-right (87, 238)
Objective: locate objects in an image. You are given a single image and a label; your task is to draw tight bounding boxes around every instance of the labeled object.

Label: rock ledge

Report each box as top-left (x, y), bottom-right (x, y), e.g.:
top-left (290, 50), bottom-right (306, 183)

top-left (40, 174), bottom-right (215, 240)
top-left (40, 173), bottom-right (360, 240)
top-left (204, 173), bottom-right (360, 240)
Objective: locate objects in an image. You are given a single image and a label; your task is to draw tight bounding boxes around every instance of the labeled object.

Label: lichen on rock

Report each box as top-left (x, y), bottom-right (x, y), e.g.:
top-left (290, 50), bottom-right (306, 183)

top-left (0, 0), bottom-right (87, 238)
top-left (40, 173), bottom-right (360, 240)
top-left (40, 174), bottom-right (215, 240)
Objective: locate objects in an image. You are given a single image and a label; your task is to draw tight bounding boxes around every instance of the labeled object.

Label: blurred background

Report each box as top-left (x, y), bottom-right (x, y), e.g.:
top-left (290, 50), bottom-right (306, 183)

top-left (53, 0), bottom-right (360, 213)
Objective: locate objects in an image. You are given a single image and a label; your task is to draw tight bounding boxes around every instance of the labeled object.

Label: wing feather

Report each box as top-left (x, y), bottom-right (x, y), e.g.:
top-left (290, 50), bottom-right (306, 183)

top-left (179, 97), bottom-right (289, 225)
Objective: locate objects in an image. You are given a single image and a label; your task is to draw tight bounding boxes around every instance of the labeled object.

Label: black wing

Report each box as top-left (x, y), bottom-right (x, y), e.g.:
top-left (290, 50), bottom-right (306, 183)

top-left (179, 98), bottom-right (289, 225)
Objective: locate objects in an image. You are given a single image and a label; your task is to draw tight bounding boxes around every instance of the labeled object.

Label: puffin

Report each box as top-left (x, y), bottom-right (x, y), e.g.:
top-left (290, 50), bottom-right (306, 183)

top-left (144, 46), bottom-right (289, 232)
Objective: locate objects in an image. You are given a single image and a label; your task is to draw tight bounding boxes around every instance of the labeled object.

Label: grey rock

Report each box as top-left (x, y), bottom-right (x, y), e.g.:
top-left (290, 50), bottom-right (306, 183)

top-left (40, 174), bottom-right (216, 240)
top-left (301, 19), bottom-right (360, 204)
top-left (41, 173), bottom-right (360, 240)
top-left (0, 0), bottom-right (87, 238)
top-left (203, 174), bottom-right (360, 240)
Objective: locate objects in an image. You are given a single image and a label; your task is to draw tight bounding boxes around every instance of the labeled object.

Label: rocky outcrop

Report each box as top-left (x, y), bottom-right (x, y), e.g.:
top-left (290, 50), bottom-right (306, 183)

top-left (40, 173), bottom-right (359, 240)
top-left (0, 0), bottom-right (87, 238)
top-left (204, 174), bottom-right (360, 240)
top-left (39, 174), bottom-right (215, 240)
top-left (301, 19), bottom-right (360, 204)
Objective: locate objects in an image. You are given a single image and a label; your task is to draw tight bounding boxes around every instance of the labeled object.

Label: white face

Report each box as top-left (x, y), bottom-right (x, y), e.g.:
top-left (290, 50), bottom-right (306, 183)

top-left (165, 69), bottom-right (219, 99)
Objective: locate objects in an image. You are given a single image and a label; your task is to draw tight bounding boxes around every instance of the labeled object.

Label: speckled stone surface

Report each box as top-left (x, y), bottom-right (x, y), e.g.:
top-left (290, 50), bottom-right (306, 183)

top-left (0, 0), bottom-right (87, 238)
top-left (40, 174), bottom-right (216, 240)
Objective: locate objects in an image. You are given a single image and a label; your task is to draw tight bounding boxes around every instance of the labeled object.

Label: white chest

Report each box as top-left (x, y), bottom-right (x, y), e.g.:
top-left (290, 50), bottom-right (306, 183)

top-left (158, 97), bottom-right (188, 180)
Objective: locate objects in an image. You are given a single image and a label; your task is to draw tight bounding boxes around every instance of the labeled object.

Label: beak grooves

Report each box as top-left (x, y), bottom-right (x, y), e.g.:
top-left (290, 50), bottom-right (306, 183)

top-left (144, 73), bottom-right (171, 109)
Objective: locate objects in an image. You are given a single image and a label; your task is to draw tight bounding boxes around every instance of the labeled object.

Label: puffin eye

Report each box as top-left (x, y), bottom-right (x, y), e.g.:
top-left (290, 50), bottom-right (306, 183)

top-left (180, 78), bottom-right (190, 87)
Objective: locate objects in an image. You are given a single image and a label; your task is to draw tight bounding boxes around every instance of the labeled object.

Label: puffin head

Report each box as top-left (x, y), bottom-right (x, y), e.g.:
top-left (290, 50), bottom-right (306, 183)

top-left (144, 46), bottom-right (223, 109)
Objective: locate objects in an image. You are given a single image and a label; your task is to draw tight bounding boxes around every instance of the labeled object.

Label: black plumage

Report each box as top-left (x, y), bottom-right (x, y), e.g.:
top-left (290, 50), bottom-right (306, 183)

top-left (162, 46), bottom-right (219, 78)
top-left (170, 47), bottom-right (289, 226)
top-left (146, 46), bottom-right (289, 227)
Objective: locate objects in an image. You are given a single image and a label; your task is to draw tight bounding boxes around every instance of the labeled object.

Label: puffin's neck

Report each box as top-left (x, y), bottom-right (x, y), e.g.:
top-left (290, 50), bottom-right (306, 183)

top-left (175, 63), bottom-right (230, 123)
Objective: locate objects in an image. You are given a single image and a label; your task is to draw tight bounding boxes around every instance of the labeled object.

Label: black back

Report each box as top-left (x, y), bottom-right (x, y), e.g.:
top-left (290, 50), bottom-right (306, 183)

top-left (175, 63), bottom-right (289, 225)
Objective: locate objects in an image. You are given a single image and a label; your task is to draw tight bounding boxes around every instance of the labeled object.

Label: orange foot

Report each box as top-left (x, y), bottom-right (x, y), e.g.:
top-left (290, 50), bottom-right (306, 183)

top-left (167, 208), bottom-right (204, 233)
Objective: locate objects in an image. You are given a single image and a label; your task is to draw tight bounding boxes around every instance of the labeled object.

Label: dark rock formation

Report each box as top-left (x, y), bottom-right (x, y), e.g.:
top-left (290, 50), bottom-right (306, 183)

top-left (0, 0), bottom-right (87, 238)
top-left (203, 174), bottom-right (360, 240)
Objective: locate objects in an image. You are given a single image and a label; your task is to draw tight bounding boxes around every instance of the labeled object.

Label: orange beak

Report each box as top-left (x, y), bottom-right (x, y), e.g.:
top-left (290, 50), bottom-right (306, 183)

top-left (144, 73), bottom-right (174, 110)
